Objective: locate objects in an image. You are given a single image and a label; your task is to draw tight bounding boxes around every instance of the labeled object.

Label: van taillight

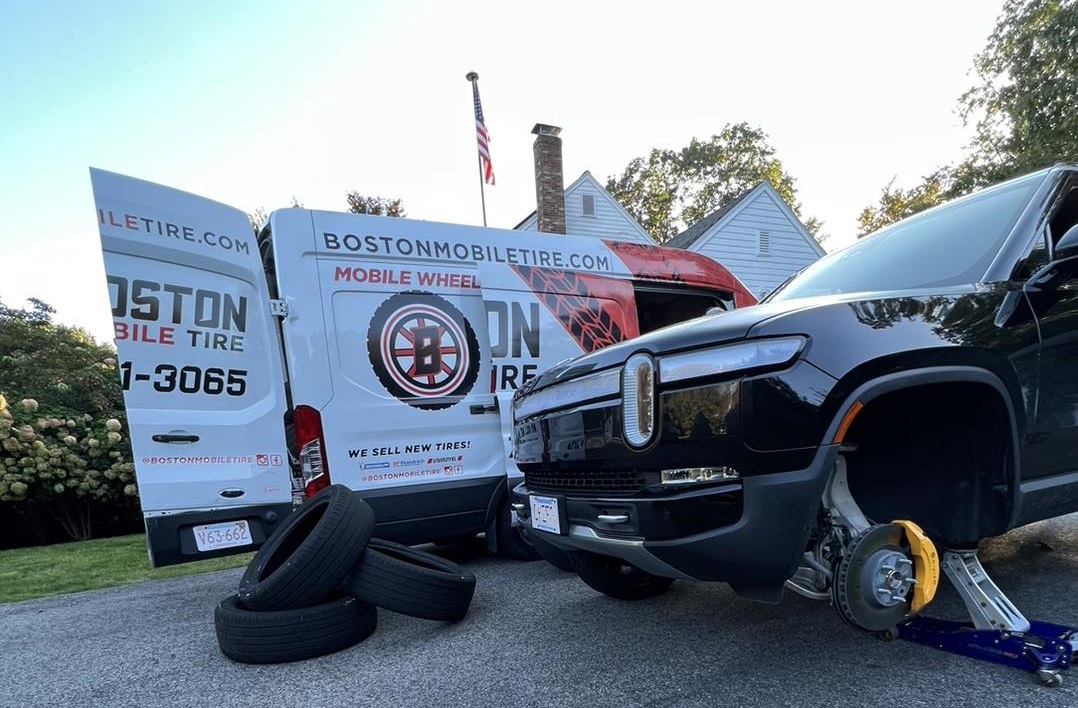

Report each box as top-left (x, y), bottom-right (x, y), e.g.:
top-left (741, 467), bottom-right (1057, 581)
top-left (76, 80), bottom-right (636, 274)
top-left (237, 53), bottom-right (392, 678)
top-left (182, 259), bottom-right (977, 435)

top-left (293, 405), bottom-right (329, 497)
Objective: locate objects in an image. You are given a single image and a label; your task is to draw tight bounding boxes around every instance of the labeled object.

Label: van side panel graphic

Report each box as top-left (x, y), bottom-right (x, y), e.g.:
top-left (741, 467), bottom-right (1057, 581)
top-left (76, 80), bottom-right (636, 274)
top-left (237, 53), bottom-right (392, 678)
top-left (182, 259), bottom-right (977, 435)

top-left (509, 265), bottom-right (639, 353)
top-left (367, 291), bottom-right (482, 410)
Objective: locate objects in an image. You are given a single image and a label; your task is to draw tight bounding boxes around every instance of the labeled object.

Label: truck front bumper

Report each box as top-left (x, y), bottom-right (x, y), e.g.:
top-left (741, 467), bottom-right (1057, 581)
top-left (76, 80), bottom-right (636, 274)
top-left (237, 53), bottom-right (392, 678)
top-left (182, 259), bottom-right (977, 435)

top-left (513, 444), bottom-right (839, 600)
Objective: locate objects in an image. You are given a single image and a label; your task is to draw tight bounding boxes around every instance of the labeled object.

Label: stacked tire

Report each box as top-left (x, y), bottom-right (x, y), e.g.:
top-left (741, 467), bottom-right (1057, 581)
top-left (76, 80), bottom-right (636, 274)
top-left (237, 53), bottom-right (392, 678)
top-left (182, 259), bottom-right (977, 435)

top-left (214, 484), bottom-right (477, 664)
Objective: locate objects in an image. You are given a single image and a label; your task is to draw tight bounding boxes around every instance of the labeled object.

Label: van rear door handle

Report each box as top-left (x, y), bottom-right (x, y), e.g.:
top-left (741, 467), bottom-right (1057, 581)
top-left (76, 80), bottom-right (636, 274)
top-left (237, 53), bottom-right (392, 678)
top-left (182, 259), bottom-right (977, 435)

top-left (152, 433), bottom-right (200, 443)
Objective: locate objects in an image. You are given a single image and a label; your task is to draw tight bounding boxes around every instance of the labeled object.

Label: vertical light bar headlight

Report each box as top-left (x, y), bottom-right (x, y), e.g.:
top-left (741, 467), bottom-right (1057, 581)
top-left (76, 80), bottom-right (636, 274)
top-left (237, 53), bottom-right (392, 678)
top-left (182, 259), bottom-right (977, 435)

top-left (622, 353), bottom-right (656, 448)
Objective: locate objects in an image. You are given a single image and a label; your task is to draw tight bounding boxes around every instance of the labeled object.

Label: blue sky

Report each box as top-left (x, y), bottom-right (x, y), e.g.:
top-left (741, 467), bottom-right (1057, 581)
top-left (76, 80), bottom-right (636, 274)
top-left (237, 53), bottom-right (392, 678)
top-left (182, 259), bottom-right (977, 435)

top-left (2, 0), bottom-right (1005, 341)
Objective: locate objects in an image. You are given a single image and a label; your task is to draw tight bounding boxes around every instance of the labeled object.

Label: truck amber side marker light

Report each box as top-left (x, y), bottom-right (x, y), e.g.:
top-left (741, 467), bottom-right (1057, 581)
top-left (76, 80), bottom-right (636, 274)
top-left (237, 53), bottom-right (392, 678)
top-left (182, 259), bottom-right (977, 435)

top-left (832, 400), bottom-right (863, 444)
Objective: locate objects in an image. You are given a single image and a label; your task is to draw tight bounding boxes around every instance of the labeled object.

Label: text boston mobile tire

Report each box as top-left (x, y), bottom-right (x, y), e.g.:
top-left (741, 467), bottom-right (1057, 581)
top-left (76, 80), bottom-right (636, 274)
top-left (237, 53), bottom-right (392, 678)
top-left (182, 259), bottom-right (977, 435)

top-left (342, 538), bottom-right (477, 622)
top-left (214, 594), bottom-right (377, 664)
top-left (238, 484), bottom-right (375, 611)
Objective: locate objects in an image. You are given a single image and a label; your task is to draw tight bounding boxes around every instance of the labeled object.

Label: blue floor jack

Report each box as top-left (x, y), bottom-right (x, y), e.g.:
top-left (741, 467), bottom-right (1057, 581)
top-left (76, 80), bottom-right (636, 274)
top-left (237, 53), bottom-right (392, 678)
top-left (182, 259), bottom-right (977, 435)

top-left (804, 467), bottom-right (1077, 686)
top-left (891, 550), bottom-right (1077, 686)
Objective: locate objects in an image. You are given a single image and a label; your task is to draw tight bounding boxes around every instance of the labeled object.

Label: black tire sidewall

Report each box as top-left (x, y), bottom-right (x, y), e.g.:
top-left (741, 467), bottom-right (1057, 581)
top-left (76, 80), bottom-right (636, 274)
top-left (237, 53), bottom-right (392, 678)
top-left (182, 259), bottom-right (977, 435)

top-left (215, 594), bottom-right (377, 664)
top-left (343, 538), bottom-right (476, 621)
top-left (238, 485), bottom-right (375, 610)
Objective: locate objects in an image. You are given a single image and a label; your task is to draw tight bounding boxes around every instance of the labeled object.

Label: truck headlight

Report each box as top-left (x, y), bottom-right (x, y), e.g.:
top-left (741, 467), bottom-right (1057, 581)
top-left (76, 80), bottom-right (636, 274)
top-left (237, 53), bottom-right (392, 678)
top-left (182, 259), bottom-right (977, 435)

top-left (622, 353), bottom-right (656, 448)
top-left (658, 336), bottom-right (806, 384)
top-left (513, 368), bottom-right (621, 421)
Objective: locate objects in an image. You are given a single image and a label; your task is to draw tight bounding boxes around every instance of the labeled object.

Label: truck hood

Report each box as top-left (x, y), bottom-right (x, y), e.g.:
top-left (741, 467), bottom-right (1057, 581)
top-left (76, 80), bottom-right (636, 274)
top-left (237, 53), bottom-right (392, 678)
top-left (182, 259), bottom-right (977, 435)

top-left (521, 297), bottom-right (819, 393)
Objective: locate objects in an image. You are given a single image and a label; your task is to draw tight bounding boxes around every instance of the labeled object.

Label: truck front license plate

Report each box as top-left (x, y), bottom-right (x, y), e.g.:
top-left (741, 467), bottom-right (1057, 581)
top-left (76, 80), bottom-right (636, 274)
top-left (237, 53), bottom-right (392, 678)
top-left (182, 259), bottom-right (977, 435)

top-left (193, 520), bottom-right (252, 552)
top-left (529, 495), bottom-right (563, 535)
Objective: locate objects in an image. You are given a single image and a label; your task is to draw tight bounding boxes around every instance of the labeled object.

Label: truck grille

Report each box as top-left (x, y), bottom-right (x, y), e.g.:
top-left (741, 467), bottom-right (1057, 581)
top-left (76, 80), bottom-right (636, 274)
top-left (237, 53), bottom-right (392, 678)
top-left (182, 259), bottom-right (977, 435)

top-left (524, 469), bottom-right (655, 496)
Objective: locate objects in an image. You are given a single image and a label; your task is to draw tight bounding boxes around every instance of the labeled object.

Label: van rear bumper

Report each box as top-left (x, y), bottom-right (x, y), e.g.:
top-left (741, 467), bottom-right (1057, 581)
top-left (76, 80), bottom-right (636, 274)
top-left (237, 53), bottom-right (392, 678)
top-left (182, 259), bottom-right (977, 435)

top-left (144, 503), bottom-right (294, 567)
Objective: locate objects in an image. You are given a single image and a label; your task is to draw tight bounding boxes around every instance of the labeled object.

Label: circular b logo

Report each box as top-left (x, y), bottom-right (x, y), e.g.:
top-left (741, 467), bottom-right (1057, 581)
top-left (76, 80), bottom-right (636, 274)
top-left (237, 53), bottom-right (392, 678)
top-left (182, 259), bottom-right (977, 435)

top-left (368, 292), bottom-right (481, 410)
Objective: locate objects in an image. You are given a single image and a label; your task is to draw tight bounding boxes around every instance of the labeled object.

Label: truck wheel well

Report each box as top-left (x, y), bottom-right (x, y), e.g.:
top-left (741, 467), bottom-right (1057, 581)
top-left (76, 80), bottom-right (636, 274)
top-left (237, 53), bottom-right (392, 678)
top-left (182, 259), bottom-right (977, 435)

top-left (841, 381), bottom-right (1013, 545)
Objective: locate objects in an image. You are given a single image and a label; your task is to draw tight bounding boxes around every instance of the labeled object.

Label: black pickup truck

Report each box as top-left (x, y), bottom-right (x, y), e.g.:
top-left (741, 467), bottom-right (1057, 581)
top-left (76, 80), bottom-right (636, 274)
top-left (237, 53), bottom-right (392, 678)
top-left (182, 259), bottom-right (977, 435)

top-left (510, 165), bottom-right (1078, 629)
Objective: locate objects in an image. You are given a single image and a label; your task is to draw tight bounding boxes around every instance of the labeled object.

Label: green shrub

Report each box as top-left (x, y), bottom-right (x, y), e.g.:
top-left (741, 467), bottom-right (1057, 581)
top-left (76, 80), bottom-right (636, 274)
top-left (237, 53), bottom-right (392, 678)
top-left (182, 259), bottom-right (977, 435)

top-left (0, 299), bottom-right (138, 541)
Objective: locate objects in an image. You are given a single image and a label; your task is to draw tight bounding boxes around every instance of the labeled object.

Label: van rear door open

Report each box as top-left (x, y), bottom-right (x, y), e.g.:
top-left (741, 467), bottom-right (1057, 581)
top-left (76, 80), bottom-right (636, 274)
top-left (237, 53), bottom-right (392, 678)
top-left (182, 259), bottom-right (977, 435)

top-left (91, 169), bottom-right (292, 566)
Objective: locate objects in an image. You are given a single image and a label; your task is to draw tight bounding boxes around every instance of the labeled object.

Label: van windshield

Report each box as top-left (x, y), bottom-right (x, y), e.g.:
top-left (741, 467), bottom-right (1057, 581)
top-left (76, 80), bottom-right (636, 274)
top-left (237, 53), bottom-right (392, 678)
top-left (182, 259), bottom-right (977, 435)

top-left (769, 173), bottom-right (1043, 302)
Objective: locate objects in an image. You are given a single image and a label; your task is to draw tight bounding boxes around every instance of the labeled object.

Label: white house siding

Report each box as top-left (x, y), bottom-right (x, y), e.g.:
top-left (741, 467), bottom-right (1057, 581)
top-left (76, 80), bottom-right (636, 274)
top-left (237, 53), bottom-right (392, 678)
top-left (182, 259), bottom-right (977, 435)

top-left (692, 189), bottom-right (821, 297)
top-left (516, 173), bottom-right (654, 244)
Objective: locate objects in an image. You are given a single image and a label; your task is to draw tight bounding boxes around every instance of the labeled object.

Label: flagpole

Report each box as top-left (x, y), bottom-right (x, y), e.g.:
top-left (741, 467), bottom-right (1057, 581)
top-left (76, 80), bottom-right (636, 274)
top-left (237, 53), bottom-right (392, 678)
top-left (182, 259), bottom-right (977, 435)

top-left (466, 71), bottom-right (488, 227)
top-left (476, 155), bottom-right (488, 227)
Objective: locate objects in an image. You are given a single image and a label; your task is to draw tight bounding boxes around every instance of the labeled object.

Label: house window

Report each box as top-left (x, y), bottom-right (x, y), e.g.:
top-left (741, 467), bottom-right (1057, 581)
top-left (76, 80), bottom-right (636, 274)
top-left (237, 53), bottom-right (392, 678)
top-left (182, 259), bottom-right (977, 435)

top-left (582, 194), bottom-right (596, 217)
top-left (758, 230), bottom-right (771, 256)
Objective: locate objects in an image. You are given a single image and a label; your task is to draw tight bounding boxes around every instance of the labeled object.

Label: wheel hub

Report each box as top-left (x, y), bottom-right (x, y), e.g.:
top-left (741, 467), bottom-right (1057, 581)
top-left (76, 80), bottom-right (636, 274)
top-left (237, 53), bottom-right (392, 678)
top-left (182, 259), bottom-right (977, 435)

top-left (863, 550), bottom-right (915, 607)
top-left (833, 523), bottom-right (917, 631)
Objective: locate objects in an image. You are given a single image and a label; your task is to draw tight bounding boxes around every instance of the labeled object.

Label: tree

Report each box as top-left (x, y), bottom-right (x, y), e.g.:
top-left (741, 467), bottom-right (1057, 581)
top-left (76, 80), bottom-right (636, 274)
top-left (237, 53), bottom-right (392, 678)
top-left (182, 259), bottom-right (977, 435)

top-left (346, 193), bottom-right (406, 218)
top-left (248, 207), bottom-right (269, 235)
top-left (857, 0), bottom-right (1078, 234)
top-left (248, 198), bottom-right (304, 235)
top-left (856, 169), bottom-right (952, 237)
top-left (954, 0), bottom-right (1078, 193)
top-left (605, 123), bottom-right (821, 243)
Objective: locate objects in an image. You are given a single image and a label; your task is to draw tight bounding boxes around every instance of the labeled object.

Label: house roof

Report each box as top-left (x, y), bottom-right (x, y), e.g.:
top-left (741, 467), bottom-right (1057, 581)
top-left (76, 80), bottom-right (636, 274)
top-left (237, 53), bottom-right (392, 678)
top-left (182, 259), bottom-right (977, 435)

top-left (664, 188), bottom-right (756, 249)
top-left (667, 181), bottom-right (825, 257)
top-left (513, 171), bottom-right (654, 242)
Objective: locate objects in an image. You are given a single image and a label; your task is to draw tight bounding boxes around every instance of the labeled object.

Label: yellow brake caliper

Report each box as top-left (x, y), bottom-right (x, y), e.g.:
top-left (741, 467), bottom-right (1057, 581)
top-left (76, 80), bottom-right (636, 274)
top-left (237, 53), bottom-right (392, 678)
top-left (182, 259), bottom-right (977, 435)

top-left (892, 519), bottom-right (940, 613)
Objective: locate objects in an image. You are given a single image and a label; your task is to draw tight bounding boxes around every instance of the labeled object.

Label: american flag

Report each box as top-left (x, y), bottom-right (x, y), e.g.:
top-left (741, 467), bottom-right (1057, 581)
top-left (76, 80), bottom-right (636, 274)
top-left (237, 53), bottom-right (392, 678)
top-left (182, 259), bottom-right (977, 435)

top-left (471, 80), bottom-right (495, 186)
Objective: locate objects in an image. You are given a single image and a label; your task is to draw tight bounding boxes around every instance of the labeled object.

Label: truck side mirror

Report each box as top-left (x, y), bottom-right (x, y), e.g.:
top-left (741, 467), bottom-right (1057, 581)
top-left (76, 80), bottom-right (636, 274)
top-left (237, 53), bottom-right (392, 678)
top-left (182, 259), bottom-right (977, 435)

top-left (1053, 223), bottom-right (1078, 262)
top-left (1028, 223), bottom-right (1078, 290)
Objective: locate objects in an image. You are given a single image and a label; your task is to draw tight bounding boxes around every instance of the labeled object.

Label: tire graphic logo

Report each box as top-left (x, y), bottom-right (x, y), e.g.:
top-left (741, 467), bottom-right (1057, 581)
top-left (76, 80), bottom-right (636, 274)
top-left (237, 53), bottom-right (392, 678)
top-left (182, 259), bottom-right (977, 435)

top-left (368, 292), bottom-right (481, 410)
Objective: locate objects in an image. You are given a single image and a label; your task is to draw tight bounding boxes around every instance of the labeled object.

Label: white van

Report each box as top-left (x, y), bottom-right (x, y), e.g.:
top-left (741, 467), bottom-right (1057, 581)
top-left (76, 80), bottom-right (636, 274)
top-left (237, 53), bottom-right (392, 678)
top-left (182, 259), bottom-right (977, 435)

top-left (90, 169), bottom-right (756, 566)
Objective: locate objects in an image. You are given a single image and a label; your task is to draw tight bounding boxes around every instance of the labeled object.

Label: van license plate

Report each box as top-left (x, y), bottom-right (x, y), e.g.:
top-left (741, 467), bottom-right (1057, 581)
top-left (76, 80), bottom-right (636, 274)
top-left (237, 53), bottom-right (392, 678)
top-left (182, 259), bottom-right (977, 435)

top-left (529, 495), bottom-right (562, 535)
top-left (193, 520), bottom-right (252, 552)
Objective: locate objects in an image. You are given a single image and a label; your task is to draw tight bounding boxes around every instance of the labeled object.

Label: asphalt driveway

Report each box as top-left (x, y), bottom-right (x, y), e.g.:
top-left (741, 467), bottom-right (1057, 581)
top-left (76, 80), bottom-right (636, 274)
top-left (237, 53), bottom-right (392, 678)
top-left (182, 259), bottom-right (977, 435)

top-left (2, 514), bottom-right (1076, 708)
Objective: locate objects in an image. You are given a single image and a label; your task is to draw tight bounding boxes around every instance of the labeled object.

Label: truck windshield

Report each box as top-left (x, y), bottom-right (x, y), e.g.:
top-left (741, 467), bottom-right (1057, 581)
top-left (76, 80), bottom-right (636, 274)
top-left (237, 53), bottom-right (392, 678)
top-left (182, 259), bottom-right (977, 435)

top-left (769, 173), bottom-right (1044, 302)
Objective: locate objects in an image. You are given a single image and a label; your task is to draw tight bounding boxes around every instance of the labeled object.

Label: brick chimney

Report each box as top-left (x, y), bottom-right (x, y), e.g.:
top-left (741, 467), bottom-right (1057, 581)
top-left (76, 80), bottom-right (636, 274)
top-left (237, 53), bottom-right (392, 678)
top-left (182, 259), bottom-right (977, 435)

top-left (532, 123), bottom-right (565, 234)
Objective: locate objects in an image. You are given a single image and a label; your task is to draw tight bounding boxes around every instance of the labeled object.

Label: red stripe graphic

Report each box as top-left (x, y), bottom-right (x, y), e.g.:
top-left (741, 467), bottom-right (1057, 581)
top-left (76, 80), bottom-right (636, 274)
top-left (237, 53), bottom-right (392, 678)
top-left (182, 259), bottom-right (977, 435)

top-left (603, 240), bottom-right (757, 308)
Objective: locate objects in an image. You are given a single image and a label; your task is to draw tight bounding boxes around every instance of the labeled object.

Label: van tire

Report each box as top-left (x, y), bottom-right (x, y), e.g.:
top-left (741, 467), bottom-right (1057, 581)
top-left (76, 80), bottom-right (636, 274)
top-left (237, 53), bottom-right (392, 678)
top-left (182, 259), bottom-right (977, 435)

top-left (238, 485), bottom-right (374, 611)
top-left (570, 551), bottom-right (675, 600)
top-left (215, 594), bottom-right (377, 664)
top-left (342, 538), bottom-right (476, 622)
top-left (495, 500), bottom-right (542, 561)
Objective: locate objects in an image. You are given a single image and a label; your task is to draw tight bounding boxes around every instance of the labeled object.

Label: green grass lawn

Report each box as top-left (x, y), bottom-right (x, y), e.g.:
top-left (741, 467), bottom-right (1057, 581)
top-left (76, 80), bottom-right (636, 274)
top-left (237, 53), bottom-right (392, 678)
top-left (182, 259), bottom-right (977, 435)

top-left (0, 535), bottom-right (252, 604)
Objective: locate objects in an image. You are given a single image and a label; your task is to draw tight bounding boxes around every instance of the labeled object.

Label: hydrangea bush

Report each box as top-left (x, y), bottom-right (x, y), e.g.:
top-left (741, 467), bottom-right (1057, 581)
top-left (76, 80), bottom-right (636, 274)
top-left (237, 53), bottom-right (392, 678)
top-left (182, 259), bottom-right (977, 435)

top-left (0, 396), bottom-right (136, 504)
top-left (1, 298), bottom-right (139, 542)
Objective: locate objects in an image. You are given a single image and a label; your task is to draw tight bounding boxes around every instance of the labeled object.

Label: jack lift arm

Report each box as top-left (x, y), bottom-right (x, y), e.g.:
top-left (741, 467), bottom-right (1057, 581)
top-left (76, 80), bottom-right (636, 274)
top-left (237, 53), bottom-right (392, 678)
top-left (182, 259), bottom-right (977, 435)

top-left (892, 549), bottom-right (1078, 686)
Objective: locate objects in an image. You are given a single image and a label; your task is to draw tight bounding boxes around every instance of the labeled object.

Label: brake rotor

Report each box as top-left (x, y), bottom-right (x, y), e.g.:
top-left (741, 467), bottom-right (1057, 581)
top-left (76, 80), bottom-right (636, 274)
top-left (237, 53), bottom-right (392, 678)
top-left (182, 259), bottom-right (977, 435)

top-left (832, 523), bottom-right (916, 632)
